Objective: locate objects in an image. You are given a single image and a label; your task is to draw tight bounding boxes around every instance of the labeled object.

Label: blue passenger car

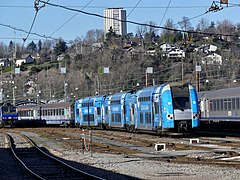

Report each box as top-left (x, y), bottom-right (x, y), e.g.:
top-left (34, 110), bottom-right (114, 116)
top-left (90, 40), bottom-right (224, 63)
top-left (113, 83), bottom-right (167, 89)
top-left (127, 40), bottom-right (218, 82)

top-left (75, 96), bottom-right (106, 127)
top-left (75, 83), bottom-right (199, 133)
top-left (106, 92), bottom-right (132, 129)
top-left (133, 83), bottom-right (199, 133)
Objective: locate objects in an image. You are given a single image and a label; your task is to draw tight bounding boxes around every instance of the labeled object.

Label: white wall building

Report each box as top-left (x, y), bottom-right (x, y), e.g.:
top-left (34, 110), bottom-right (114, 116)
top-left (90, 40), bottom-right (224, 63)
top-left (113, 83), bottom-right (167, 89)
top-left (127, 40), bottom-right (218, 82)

top-left (167, 48), bottom-right (185, 59)
top-left (104, 8), bottom-right (127, 36)
top-left (202, 53), bottom-right (222, 65)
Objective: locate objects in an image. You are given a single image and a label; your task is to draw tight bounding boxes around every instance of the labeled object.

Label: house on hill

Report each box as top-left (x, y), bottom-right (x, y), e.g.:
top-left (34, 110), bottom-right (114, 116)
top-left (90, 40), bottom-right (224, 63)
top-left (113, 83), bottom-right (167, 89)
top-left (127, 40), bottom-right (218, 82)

top-left (0, 58), bottom-right (11, 67)
top-left (202, 52), bottom-right (222, 65)
top-left (16, 54), bottom-right (34, 66)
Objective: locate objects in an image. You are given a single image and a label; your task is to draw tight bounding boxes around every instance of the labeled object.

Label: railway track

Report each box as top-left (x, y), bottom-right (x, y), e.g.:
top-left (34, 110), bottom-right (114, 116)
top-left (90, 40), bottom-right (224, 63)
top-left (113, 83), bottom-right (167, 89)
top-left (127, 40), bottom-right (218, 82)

top-left (6, 132), bottom-right (104, 180)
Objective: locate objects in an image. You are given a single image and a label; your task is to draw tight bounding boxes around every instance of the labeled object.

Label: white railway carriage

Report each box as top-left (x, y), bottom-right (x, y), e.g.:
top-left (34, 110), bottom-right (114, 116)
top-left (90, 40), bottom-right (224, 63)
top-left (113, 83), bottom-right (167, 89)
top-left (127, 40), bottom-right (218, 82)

top-left (199, 87), bottom-right (240, 124)
top-left (17, 102), bottom-right (72, 126)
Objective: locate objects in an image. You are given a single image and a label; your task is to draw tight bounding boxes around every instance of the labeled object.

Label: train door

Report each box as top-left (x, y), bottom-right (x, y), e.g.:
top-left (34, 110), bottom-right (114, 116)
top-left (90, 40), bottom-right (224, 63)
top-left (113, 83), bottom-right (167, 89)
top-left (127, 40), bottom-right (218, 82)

top-left (137, 97), bottom-right (152, 130)
top-left (129, 95), bottom-right (136, 131)
top-left (189, 84), bottom-right (199, 128)
top-left (160, 84), bottom-right (174, 129)
top-left (153, 90), bottom-right (161, 130)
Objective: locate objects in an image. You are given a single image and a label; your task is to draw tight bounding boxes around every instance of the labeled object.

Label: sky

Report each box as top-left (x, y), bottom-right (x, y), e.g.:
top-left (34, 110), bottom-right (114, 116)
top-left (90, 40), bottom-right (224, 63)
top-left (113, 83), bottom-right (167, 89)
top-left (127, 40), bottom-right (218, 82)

top-left (0, 0), bottom-right (239, 46)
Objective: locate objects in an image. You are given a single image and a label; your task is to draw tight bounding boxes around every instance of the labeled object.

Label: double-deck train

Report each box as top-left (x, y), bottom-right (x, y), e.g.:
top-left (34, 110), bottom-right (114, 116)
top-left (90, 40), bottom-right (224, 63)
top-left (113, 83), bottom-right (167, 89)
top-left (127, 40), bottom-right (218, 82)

top-left (75, 83), bottom-right (199, 133)
top-left (2, 82), bottom-right (200, 133)
top-left (199, 86), bottom-right (240, 129)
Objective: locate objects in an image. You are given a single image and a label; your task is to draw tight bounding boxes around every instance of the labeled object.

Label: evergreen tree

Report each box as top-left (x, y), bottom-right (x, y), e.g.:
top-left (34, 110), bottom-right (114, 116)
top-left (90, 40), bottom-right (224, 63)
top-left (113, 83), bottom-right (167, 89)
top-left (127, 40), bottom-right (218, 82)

top-left (53, 39), bottom-right (67, 56)
top-left (38, 40), bottom-right (42, 53)
top-left (27, 41), bottom-right (37, 54)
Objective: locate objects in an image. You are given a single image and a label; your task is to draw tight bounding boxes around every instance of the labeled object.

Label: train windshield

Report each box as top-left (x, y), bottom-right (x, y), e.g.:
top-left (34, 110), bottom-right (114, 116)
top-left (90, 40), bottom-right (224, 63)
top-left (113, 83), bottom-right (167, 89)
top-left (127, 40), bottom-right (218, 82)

top-left (1, 106), bottom-right (17, 113)
top-left (171, 85), bottom-right (190, 110)
top-left (10, 106), bottom-right (16, 113)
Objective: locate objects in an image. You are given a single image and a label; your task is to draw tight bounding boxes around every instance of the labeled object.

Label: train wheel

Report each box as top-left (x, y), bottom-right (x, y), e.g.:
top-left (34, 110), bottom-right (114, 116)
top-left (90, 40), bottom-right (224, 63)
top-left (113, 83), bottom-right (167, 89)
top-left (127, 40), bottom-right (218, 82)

top-left (128, 125), bottom-right (135, 133)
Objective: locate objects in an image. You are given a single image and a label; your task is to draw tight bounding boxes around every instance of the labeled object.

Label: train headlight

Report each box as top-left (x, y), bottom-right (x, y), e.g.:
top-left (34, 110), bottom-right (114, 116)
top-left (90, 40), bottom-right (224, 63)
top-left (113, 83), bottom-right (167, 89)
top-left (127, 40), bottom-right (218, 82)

top-left (167, 114), bottom-right (173, 120)
top-left (193, 114), bottom-right (198, 119)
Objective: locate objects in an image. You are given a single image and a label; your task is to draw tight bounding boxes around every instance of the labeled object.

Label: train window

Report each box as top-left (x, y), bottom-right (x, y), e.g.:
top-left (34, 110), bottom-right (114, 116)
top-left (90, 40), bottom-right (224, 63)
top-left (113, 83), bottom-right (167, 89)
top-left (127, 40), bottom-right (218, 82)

top-left (209, 100), bottom-right (213, 111)
top-left (83, 114), bottom-right (94, 122)
top-left (237, 98), bottom-right (240, 109)
top-left (145, 112), bottom-right (151, 124)
top-left (105, 107), bottom-right (109, 115)
top-left (115, 113), bottom-right (121, 122)
top-left (173, 97), bottom-right (190, 110)
top-left (232, 98), bottom-right (236, 110)
top-left (228, 99), bottom-right (231, 110)
top-left (220, 99), bottom-right (223, 111)
top-left (154, 102), bottom-right (159, 114)
top-left (111, 100), bottom-right (121, 105)
top-left (213, 100), bottom-right (216, 111)
top-left (97, 107), bottom-right (101, 115)
top-left (216, 100), bottom-right (220, 111)
top-left (2, 107), bottom-right (9, 113)
top-left (10, 107), bottom-right (16, 113)
top-left (140, 112), bottom-right (143, 123)
top-left (131, 105), bottom-right (135, 115)
top-left (139, 97), bottom-right (151, 102)
top-left (76, 108), bottom-right (79, 116)
top-left (61, 109), bottom-right (64, 116)
top-left (53, 109), bottom-right (56, 116)
top-left (111, 114), bottom-right (114, 122)
top-left (224, 99), bottom-right (227, 110)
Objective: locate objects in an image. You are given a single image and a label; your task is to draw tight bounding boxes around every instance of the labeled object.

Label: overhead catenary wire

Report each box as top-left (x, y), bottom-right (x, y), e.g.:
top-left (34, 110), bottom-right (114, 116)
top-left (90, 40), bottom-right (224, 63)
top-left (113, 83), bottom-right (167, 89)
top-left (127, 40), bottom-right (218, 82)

top-left (127, 0), bottom-right (142, 18)
top-left (159, 0), bottom-right (171, 26)
top-left (50, 0), bottom-right (94, 36)
top-left (39, 0), bottom-right (237, 38)
top-left (0, 1), bottom-right (238, 44)
top-left (21, 0), bottom-right (51, 47)
top-left (0, 22), bottom-right (57, 41)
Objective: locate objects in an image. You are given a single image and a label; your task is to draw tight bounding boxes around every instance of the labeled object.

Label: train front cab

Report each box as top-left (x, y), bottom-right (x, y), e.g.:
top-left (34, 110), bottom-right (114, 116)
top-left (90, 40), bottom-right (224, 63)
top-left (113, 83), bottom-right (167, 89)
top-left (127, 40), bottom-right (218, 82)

top-left (161, 83), bottom-right (199, 133)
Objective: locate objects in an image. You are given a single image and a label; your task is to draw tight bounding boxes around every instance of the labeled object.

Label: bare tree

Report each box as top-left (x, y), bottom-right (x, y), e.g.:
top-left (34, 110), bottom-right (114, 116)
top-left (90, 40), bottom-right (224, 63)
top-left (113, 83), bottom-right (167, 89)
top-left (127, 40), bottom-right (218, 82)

top-left (178, 16), bottom-right (193, 31)
top-left (84, 29), bottom-right (104, 44)
top-left (196, 18), bottom-right (210, 31)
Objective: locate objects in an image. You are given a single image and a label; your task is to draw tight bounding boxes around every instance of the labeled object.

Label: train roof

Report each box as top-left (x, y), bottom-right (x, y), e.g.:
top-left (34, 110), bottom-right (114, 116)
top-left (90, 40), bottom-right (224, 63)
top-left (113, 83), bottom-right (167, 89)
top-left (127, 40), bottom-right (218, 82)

top-left (198, 86), bottom-right (240, 99)
top-left (17, 102), bottom-right (72, 110)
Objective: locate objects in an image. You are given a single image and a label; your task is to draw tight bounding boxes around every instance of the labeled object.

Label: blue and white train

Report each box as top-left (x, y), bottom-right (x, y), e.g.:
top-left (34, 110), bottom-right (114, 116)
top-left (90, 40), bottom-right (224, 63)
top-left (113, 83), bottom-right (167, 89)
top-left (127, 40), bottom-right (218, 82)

top-left (0, 103), bottom-right (18, 126)
top-left (75, 83), bottom-right (199, 133)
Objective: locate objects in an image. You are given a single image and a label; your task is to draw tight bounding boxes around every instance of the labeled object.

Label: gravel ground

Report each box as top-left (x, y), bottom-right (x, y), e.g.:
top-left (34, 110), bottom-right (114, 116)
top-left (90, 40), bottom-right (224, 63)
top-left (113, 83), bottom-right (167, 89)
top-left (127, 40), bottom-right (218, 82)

top-left (19, 130), bottom-right (240, 180)
top-left (1, 129), bottom-right (240, 179)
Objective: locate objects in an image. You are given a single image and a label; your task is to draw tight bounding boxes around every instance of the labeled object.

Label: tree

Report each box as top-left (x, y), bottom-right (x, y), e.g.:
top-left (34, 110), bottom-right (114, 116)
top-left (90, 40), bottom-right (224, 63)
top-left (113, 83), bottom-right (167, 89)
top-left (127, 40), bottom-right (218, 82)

top-left (0, 43), bottom-right (7, 58)
top-left (53, 39), bottom-right (67, 56)
top-left (85, 29), bottom-right (104, 43)
top-left (8, 41), bottom-right (14, 54)
top-left (105, 26), bottom-right (117, 41)
top-left (38, 40), bottom-right (42, 53)
top-left (179, 16), bottom-right (193, 31)
top-left (27, 41), bottom-right (37, 54)
top-left (196, 18), bottom-right (210, 31)
top-left (161, 19), bottom-right (175, 43)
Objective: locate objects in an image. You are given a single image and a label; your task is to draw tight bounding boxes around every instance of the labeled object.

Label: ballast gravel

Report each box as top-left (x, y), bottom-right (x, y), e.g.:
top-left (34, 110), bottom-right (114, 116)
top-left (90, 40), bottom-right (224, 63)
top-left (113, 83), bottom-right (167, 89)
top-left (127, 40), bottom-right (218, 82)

top-left (2, 131), bottom-right (240, 180)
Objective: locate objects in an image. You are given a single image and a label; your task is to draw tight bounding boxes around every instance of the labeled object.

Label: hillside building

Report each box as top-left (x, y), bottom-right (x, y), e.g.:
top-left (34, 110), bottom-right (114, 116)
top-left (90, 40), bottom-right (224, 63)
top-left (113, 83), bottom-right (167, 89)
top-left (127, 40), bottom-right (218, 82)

top-left (104, 8), bottom-right (127, 36)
